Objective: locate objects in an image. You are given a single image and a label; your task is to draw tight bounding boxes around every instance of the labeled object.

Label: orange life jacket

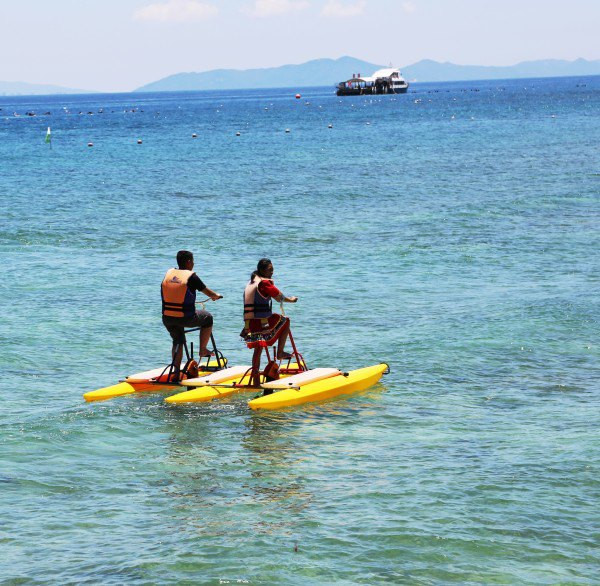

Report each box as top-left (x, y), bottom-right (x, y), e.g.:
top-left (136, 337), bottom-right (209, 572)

top-left (161, 268), bottom-right (196, 318)
top-left (243, 277), bottom-right (273, 319)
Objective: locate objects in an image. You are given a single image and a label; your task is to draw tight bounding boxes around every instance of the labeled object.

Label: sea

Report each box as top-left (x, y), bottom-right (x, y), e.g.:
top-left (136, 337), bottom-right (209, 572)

top-left (1, 75), bottom-right (599, 584)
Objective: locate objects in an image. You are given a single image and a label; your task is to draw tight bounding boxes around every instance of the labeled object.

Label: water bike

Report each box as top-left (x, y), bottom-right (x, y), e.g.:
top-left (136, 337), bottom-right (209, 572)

top-left (83, 329), bottom-right (227, 402)
top-left (83, 295), bottom-right (308, 403)
top-left (165, 304), bottom-right (390, 410)
top-left (164, 324), bottom-right (308, 404)
top-left (84, 302), bottom-right (389, 409)
top-left (83, 298), bottom-right (229, 402)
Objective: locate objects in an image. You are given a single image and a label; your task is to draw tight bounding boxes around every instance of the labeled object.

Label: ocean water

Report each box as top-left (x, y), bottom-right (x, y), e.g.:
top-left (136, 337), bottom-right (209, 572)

top-left (1, 76), bottom-right (599, 584)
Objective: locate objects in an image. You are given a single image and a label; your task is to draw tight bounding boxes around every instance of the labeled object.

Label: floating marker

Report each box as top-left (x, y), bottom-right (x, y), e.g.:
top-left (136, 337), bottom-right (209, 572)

top-left (45, 127), bottom-right (51, 144)
top-left (87, 142), bottom-right (94, 147)
top-left (285, 128), bottom-right (290, 133)
top-left (137, 139), bottom-right (142, 144)
top-left (295, 93), bottom-right (301, 99)
top-left (328, 124), bottom-right (333, 129)
top-left (192, 133), bottom-right (197, 138)
top-left (236, 132), bottom-right (241, 136)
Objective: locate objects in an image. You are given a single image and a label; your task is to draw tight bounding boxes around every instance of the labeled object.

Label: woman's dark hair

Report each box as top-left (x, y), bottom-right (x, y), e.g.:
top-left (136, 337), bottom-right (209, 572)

top-left (250, 258), bottom-right (272, 282)
top-left (177, 250), bottom-right (193, 269)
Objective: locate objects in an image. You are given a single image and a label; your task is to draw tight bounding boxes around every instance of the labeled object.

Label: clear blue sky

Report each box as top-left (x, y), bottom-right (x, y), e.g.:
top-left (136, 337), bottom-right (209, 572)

top-left (1, 0), bottom-right (598, 92)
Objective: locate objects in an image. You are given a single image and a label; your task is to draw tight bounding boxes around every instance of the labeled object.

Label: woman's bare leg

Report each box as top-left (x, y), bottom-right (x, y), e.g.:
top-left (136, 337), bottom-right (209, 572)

top-left (276, 319), bottom-right (291, 359)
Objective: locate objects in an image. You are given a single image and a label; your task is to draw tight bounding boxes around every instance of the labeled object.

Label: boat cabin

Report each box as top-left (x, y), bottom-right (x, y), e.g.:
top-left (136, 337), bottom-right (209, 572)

top-left (336, 68), bottom-right (409, 96)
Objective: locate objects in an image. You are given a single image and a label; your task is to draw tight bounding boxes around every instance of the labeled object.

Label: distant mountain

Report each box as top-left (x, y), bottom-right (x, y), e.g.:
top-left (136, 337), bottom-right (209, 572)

top-left (4, 57), bottom-right (600, 96)
top-left (402, 58), bottom-right (600, 82)
top-left (135, 57), bottom-right (384, 92)
top-left (136, 56), bottom-right (600, 92)
top-left (0, 81), bottom-right (94, 96)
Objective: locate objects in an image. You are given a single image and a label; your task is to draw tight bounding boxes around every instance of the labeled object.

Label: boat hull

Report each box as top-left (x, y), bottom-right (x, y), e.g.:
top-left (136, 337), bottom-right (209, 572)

top-left (83, 360), bottom-right (226, 402)
top-left (83, 381), bottom-right (164, 402)
top-left (336, 87), bottom-right (408, 96)
top-left (165, 378), bottom-right (248, 404)
top-left (165, 363), bottom-right (303, 404)
top-left (248, 363), bottom-right (387, 410)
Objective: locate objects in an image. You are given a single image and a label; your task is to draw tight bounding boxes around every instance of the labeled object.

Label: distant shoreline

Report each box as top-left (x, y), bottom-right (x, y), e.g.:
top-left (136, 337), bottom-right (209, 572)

top-left (2, 56), bottom-right (599, 97)
top-left (0, 73), bottom-right (598, 100)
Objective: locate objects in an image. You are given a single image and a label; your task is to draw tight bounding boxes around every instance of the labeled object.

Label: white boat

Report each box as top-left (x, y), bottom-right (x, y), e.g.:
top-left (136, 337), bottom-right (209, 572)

top-left (336, 67), bottom-right (409, 96)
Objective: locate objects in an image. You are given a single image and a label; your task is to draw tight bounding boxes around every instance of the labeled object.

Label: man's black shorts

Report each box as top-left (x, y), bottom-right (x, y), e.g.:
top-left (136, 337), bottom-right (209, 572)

top-left (162, 310), bottom-right (213, 345)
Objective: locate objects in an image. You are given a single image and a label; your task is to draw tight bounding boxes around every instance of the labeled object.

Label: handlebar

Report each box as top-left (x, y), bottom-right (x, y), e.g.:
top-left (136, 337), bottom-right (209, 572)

top-left (197, 296), bottom-right (222, 310)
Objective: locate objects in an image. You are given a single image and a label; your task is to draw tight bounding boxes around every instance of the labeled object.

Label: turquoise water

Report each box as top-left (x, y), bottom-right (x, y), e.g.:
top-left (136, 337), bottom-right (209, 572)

top-left (1, 77), bottom-right (599, 584)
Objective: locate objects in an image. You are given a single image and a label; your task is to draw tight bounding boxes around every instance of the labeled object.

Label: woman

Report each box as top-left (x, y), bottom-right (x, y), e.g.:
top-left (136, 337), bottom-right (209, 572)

top-left (241, 258), bottom-right (298, 360)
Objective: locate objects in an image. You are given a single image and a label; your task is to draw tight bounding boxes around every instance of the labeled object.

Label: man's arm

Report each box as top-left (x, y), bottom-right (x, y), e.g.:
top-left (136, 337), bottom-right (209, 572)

top-left (189, 273), bottom-right (222, 301)
top-left (200, 286), bottom-right (223, 302)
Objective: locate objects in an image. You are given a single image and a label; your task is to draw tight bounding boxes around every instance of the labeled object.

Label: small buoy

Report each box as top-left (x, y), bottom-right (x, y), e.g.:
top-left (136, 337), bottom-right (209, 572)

top-left (366, 122), bottom-right (370, 125)
top-left (328, 124), bottom-right (333, 129)
top-left (137, 139), bottom-right (142, 144)
top-left (87, 142), bottom-right (94, 147)
top-left (285, 128), bottom-right (290, 133)
top-left (192, 133), bottom-right (197, 138)
top-left (295, 93), bottom-right (301, 99)
top-left (236, 131), bottom-right (241, 136)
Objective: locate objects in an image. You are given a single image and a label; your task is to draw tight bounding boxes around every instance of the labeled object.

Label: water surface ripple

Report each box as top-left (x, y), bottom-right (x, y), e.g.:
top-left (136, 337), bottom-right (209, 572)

top-left (1, 76), bottom-right (599, 584)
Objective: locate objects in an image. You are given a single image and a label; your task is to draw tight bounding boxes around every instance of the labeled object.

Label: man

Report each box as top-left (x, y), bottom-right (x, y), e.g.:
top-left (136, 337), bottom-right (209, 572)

top-left (161, 250), bottom-right (222, 375)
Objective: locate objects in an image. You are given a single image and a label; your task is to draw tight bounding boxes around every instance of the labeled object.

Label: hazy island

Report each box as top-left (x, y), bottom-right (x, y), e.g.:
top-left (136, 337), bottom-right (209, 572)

top-left (2, 56), bottom-right (599, 96)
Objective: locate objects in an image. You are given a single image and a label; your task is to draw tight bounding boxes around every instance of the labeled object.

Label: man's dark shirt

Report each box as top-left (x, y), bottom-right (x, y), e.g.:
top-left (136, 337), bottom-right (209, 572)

top-left (188, 273), bottom-right (206, 293)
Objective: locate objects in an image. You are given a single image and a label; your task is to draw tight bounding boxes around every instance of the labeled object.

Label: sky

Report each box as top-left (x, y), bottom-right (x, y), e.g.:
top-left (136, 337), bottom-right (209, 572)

top-left (1, 0), bottom-right (599, 92)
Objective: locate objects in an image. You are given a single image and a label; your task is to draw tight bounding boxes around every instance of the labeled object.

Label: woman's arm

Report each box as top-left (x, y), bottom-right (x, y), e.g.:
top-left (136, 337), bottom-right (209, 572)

top-left (276, 293), bottom-right (298, 303)
top-left (260, 280), bottom-right (297, 303)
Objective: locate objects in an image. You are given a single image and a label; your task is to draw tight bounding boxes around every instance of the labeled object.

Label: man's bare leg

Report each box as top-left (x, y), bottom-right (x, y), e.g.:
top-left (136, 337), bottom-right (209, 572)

top-left (199, 326), bottom-right (214, 357)
top-left (171, 342), bottom-right (184, 379)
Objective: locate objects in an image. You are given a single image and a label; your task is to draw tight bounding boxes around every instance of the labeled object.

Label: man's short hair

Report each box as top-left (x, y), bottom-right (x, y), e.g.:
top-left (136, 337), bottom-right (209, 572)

top-left (177, 250), bottom-right (193, 269)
